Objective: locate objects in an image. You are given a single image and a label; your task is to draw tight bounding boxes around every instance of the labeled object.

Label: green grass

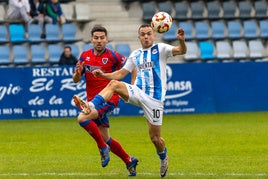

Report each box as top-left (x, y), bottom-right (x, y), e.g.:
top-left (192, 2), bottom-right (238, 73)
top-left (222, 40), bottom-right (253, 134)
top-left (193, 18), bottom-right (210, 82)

top-left (0, 112), bottom-right (268, 178)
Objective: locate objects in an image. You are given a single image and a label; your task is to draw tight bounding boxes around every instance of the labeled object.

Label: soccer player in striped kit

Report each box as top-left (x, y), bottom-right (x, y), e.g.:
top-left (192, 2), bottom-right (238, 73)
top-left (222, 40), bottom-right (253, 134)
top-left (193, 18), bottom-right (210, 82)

top-left (74, 24), bottom-right (186, 177)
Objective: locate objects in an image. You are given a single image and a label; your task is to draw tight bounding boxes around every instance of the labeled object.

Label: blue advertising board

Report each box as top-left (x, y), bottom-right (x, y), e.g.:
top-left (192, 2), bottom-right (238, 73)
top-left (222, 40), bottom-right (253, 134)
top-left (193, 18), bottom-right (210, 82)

top-left (1, 62), bottom-right (268, 120)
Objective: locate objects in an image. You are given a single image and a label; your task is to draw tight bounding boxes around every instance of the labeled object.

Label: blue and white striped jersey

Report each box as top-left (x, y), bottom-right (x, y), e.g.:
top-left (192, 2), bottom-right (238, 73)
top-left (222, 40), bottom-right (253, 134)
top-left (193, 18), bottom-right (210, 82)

top-left (124, 43), bottom-right (173, 101)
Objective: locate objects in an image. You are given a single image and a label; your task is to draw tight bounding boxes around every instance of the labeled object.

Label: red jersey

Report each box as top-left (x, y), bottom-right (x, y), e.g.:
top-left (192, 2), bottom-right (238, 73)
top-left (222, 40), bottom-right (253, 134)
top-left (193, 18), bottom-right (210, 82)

top-left (79, 48), bottom-right (126, 106)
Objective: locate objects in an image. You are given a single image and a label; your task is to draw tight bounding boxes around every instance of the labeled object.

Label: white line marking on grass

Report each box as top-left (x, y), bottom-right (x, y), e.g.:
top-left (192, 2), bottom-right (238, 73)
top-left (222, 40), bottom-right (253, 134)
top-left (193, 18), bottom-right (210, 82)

top-left (0, 172), bottom-right (267, 177)
top-left (170, 172), bottom-right (267, 177)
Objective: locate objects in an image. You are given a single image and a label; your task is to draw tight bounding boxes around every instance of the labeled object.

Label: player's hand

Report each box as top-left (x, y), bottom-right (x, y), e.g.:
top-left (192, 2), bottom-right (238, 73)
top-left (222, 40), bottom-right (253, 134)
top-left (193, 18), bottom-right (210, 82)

top-left (73, 62), bottom-right (83, 83)
top-left (177, 28), bottom-right (185, 41)
top-left (74, 62), bottom-right (83, 77)
top-left (92, 69), bottom-right (104, 78)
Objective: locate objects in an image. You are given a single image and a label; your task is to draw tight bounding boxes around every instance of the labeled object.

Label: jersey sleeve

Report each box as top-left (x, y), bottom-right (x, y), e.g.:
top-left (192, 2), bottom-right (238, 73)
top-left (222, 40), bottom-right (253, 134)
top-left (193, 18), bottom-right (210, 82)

top-left (123, 51), bottom-right (136, 72)
top-left (115, 51), bottom-right (127, 68)
top-left (159, 43), bottom-right (174, 58)
top-left (79, 51), bottom-right (86, 62)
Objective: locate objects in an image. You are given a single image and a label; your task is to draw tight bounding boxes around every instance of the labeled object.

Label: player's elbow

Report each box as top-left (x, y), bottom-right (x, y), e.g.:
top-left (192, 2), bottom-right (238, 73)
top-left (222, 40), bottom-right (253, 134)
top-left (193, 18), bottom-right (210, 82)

top-left (181, 47), bottom-right (187, 55)
top-left (173, 46), bottom-right (187, 56)
top-left (107, 80), bottom-right (123, 92)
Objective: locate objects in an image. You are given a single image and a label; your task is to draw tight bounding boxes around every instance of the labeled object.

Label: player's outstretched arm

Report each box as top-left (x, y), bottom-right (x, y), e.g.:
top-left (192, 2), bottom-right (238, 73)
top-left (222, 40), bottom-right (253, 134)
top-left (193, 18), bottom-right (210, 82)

top-left (172, 28), bottom-right (187, 56)
top-left (93, 68), bottom-right (129, 80)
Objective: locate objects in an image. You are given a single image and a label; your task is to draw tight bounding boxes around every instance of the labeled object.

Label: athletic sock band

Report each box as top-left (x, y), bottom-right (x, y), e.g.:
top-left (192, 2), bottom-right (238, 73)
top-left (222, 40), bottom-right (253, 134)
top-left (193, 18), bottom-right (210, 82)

top-left (106, 137), bottom-right (112, 145)
top-left (157, 148), bottom-right (167, 160)
top-left (91, 94), bottom-right (105, 106)
top-left (79, 120), bottom-right (91, 127)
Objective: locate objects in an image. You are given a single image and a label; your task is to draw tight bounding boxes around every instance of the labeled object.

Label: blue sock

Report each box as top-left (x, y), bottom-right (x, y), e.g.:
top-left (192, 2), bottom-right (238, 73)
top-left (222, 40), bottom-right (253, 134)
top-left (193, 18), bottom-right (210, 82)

top-left (157, 148), bottom-right (167, 160)
top-left (106, 137), bottom-right (112, 146)
top-left (91, 94), bottom-right (105, 106)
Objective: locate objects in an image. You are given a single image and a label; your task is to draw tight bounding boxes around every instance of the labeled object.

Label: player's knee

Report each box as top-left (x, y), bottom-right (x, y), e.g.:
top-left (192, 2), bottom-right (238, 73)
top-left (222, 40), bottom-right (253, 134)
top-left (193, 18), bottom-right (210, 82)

top-left (77, 113), bottom-right (87, 123)
top-left (107, 80), bottom-right (121, 89)
top-left (150, 135), bottom-right (161, 145)
top-left (77, 116), bottom-right (83, 123)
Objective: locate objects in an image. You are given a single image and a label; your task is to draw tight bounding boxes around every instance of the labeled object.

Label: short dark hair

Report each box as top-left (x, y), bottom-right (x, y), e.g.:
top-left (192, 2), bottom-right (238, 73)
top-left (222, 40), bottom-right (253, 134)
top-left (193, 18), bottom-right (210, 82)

top-left (138, 24), bottom-right (152, 32)
top-left (64, 45), bottom-right (72, 51)
top-left (91, 25), bottom-right (108, 36)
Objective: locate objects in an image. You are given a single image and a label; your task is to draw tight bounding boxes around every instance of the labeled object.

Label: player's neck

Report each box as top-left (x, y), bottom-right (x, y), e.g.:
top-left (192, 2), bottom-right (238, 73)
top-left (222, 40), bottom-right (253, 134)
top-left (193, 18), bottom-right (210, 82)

top-left (94, 49), bottom-right (105, 56)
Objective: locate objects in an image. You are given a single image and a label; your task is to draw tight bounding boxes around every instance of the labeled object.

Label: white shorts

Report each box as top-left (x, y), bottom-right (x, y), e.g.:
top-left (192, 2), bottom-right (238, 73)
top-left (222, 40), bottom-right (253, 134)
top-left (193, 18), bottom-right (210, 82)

top-left (123, 82), bottom-right (164, 126)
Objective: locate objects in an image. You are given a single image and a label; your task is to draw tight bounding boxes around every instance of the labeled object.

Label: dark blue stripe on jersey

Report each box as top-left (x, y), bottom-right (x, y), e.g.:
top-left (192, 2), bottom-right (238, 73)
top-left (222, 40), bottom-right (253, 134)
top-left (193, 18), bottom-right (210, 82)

top-left (136, 50), bottom-right (143, 89)
top-left (79, 50), bottom-right (92, 74)
top-left (109, 49), bottom-right (119, 72)
top-left (151, 45), bottom-right (162, 100)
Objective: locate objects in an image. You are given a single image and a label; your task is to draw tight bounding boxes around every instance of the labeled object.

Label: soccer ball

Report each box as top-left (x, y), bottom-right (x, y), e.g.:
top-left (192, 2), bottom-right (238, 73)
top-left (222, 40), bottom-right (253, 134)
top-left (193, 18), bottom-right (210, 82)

top-left (151, 11), bottom-right (172, 33)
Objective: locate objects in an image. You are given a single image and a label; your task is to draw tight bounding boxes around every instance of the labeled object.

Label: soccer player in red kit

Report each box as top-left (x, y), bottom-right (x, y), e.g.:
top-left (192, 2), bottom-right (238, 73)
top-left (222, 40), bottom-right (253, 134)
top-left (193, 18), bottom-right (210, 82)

top-left (72, 25), bottom-right (138, 176)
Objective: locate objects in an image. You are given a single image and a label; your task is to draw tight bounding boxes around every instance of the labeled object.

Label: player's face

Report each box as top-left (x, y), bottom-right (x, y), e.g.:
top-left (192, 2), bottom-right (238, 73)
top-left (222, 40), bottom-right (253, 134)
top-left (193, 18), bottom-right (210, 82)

top-left (138, 27), bottom-right (156, 49)
top-left (91, 31), bottom-right (108, 54)
top-left (63, 48), bottom-right (71, 57)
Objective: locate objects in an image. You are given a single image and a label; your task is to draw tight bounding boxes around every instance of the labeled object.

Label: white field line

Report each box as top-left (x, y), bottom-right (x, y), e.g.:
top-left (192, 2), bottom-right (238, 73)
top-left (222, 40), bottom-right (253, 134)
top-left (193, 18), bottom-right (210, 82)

top-left (0, 172), bottom-right (267, 177)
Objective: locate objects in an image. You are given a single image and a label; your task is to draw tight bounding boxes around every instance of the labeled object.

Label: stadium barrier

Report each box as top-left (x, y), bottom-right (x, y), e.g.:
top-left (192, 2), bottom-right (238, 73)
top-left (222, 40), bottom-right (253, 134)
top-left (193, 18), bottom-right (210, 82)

top-left (1, 62), bottom-right (268, 120)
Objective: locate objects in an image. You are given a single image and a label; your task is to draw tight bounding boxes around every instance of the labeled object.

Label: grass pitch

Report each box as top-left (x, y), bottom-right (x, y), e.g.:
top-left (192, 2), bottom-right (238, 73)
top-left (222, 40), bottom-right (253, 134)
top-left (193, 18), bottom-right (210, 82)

top-left (0, 112), bottom-right (268, 178)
